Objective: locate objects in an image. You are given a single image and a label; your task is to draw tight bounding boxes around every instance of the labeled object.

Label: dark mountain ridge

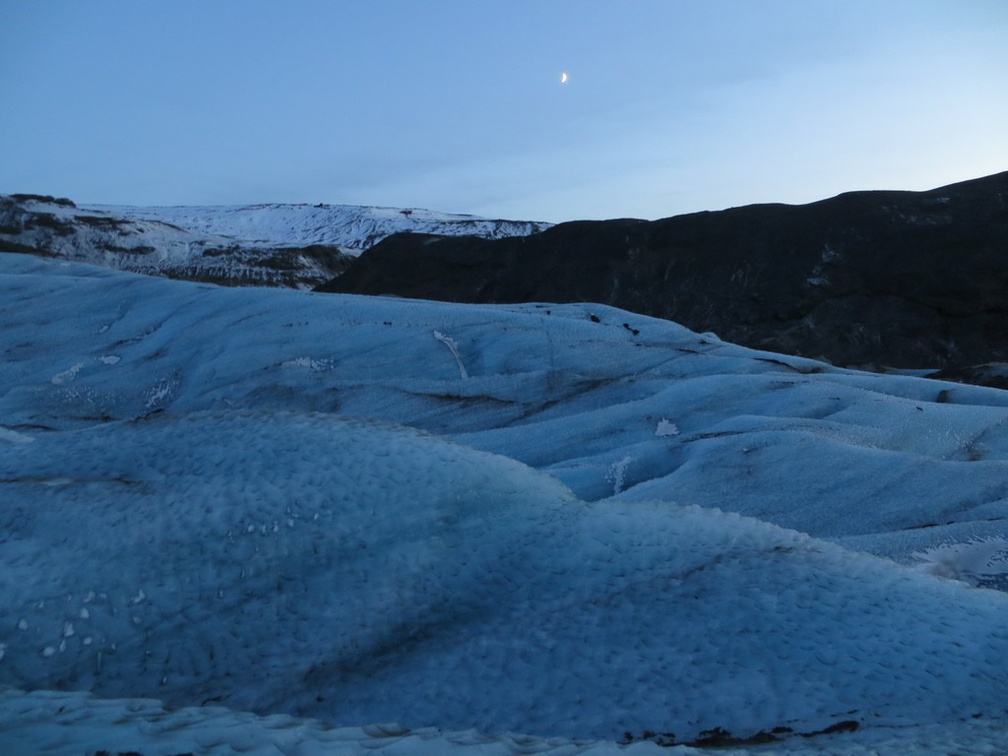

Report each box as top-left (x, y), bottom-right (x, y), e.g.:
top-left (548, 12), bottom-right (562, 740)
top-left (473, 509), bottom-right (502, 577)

top-left (319, 172), bottom-right (1008, 378)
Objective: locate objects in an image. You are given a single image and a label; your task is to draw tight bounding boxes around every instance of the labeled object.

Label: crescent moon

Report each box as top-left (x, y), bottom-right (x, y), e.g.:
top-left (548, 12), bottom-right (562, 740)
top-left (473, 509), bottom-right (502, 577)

top-left (560, 72), bottom-right (568, 84)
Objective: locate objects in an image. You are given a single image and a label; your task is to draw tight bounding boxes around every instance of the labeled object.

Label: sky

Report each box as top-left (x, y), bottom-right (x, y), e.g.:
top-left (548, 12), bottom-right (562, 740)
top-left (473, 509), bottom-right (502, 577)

top-left (1, 0), bottom-right (1006, 223)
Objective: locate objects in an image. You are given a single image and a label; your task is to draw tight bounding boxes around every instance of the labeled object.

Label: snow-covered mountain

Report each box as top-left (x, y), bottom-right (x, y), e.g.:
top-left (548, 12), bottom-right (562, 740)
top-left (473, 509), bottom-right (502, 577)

top-left (0, 194), bottom-right (550, 288)
top-left (99, 201), bottom-right (550, 253)
top-left (2, 251), bottom-right (1008, 754)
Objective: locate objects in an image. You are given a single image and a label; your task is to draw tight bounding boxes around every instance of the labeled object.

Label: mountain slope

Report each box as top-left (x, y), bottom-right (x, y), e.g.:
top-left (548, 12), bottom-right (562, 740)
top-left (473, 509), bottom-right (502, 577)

top-left (100, 201), bottom-right (551, 254)
top-left (320, 171), bottom-right (1008, 376)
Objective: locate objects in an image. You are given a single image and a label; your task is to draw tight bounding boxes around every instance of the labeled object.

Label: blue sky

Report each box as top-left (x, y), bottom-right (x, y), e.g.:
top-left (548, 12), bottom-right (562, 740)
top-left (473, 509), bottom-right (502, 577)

top-left (2, 1), bottom-right (1006, 222)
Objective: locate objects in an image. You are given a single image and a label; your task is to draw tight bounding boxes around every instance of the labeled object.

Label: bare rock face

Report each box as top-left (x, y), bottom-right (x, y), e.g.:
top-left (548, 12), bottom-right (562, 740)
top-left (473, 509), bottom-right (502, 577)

top-left (318, 172), bottom-right (1008, 375)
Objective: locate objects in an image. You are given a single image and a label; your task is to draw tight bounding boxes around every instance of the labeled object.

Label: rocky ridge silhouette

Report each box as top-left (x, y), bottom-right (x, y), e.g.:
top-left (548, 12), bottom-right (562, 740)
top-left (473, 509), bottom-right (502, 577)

top-left (318, 172), bottom-right (1008, 384)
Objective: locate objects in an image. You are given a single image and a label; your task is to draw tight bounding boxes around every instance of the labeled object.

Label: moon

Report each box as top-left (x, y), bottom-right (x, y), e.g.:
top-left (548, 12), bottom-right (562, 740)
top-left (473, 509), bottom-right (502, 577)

top-left (560, 72), bottom-right (568, 84)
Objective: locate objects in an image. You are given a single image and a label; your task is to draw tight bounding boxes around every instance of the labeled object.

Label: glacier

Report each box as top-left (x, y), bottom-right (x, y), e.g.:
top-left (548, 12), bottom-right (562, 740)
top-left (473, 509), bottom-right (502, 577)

top-left (2, 251), bottom-right (1008, 754)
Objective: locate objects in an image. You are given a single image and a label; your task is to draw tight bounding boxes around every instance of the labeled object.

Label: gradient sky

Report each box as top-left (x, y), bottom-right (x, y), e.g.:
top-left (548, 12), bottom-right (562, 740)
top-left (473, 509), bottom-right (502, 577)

top-left (2, 1), bottom-right (1006, 222)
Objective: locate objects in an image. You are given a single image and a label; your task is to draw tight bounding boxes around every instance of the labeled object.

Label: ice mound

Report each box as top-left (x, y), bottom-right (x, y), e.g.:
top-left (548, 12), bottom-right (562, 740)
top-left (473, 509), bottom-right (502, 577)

top-left (3, 411), bottom-right (1008, 743)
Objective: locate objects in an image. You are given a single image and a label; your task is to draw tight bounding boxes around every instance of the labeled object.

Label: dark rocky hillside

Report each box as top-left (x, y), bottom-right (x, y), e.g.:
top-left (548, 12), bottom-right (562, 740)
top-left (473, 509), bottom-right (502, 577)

top-left (318, 172), bottom-right (1008, 379)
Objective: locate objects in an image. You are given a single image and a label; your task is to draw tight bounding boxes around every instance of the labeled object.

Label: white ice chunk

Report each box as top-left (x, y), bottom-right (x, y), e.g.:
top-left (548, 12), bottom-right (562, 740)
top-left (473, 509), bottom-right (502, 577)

top-left (655, 419), bottom-right (679, 437)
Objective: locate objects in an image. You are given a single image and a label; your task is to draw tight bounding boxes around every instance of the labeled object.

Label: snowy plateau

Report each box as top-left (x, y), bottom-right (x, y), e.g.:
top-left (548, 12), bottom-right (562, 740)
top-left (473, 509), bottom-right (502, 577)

top-left (1, 224), bottom-right (1008, 753)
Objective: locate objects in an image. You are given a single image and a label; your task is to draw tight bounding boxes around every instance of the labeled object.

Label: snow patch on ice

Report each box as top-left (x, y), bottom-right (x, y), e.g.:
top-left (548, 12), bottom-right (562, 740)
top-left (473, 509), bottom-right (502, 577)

top-left (913, 537), bottom-right (1008, 586)
top-left (434, 330), bottom-right (469, 379)
top-left (145, 377), bottom-right (178, 408)
top-left (0, 427), bottom-right (33, 444)
top-left (607, 455), bottom-right (634, 494)
top-left (51, 362), bottom-right (85, 385)
top-left (655, 418), bottom-right (679, 437)
top-left (282, 356), bottom-right (333, 371)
